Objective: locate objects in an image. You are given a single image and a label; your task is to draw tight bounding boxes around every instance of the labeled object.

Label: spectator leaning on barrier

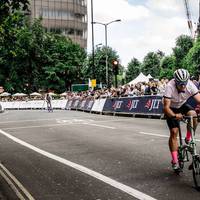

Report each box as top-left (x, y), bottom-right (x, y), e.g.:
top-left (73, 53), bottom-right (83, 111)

top-left (163, 68), bottom-right (200, 173)
top-left (150, 81), bottom-right (158, 95)
top-left (144, 82), bottom-right (151, 95)
top-left (157, 79), bottom-right (167, 95)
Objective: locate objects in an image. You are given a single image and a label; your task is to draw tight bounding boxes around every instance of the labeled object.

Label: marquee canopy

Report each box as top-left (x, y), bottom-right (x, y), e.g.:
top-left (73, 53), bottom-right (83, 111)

top-left (127, 72), bottom-right (149, 85)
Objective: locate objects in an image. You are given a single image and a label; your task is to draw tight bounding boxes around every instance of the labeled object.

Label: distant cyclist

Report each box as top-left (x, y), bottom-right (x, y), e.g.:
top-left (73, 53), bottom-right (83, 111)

top-left (163, 68), bottom-right (200, 172)
top-left (46, 93), bottom-right (53, 112)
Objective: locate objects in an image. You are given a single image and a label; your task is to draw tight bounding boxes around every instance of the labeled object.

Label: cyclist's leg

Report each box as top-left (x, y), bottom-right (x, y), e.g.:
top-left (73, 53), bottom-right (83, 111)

top-left (47, 103), bottom-right (50, 111)
top-left (179, 103), bottom-right (197, 142)
top-left (50, 102), bottom-right (53, 112)
top-left (185, 110), bottom-right (197, 142)
top-left (187, 110), bottom-right (198, 128)
top-left (166, 116), bottom-right (180, 170)
top-left (169, 128), bottom-right (179, 164)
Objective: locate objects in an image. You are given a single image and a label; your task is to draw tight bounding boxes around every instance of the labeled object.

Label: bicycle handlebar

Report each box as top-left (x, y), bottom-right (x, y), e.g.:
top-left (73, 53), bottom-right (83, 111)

top-left (171, 115), bottom-right (200, 120)
top-left (182, 115), bottom-right (200, 119)
top-left (171, 115), bottom-right (200, 131)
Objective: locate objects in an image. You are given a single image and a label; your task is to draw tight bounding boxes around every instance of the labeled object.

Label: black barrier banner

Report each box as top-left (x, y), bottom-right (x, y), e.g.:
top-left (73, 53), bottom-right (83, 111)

top-left (77, 99), bottom-right (84, 110)
top-left (65, 98), bottom-right (94, 111)
top-left (83, 99), bottom-right (95, 111)
top-left (65, 99), bottom-right (73, 110)
top-left (103, 96), bottom-right (163, 115)
top-left (70, 99), bottom-right (80, 110)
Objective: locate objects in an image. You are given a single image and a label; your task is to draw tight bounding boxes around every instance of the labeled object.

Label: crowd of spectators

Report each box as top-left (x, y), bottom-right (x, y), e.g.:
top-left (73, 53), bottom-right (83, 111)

top-left (1, 77), bottom-right (200, 102)
top-left (66, 76), bottom-right (200, 100)
top-left (66, 78), bottom-right (169, 100)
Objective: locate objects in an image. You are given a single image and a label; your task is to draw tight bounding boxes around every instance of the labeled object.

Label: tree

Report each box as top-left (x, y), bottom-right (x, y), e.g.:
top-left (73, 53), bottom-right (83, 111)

top-left (184, 38), bottom-right (200, 76)
top-left (84, 46), bottom-right (120, 87)
top-left (159, 55), bottom-right (176, 79)
top-left (0, 12), bottom-right (27, 92)
top-left (125, 58), bottom-right (141, 83)
top-left (0, 15), bottom-right (87, 93)
top-left (141, 52), bottom-right (161, 78)
top-left (0, 0), bottom-right (29, 23)
top-left (41, 33), bottom-right (87, 92)
top-left (173, 35), bottom-right (193, 69)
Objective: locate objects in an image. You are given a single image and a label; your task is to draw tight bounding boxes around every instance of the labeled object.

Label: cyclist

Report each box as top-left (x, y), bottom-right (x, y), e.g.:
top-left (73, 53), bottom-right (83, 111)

top-left (163, 68), bottom-right (200, 172)
top-left (45, 93), bottom-right (53, 112)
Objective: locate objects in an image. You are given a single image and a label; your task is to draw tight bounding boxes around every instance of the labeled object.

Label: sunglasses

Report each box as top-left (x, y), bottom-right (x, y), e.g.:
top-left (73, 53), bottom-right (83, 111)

top-left (176, 81), bottom-right (188, 86)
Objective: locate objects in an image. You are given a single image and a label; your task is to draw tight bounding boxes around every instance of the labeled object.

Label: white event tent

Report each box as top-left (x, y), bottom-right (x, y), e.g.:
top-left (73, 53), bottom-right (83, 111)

top-left (127, 72), bottom-right (149, 85)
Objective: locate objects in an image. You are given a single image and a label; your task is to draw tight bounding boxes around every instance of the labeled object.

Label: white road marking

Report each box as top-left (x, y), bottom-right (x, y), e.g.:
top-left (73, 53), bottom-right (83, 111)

top-left (0, 118), bottom-right (56, 124)
top-left (3, 123), bottom-right (68, 130)
top-left (139, 131), bottom-right (200, 142)
top-left (139, 132), bottom-right (169, 138)
top-left (0, 117), bottom-right (91, 124)
top-left (3, 121), bottom-right (115, 130)
top-left (83, 123), bottom-right (116, 129)
top-left (0, 163), bottom-right (35, 200)
top-left (0, 129), bottom-right (156, 200)
top-left (56, 119), bottom-right (94, 124)
top-left (0, 116), bottom-right (141, 125)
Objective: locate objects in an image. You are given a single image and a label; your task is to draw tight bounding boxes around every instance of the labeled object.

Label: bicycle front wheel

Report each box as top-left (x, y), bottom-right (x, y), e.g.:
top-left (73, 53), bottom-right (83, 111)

top-left (178, 146), bottom-right (187, 170)
top-left (192, 155), bottom-right (200, 190)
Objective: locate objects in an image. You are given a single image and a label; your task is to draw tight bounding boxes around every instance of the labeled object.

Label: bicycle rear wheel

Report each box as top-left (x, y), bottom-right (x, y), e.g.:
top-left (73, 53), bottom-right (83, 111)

top-left (192, 155), bottom-right (200, 190)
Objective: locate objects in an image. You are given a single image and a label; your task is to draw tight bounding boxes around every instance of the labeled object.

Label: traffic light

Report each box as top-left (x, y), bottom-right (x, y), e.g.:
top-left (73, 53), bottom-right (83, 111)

top-left (112, 60), bottom-right (119, 75)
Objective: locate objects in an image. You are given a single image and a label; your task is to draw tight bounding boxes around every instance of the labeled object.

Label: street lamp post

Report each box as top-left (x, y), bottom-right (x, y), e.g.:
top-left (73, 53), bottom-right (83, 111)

top-left (93, 19), bottom-right (121, 88)
top-left (91, 0), bottom-right (95, 79)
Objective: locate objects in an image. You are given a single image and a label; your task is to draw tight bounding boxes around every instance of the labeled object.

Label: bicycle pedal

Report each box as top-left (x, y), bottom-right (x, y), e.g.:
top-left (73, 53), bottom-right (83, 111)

top-left (188, 163), bottom-right (193, 170)
top-left (174, 168), bottom-right (182, 174)
top-left (183, 158), bottom-right (188, 162)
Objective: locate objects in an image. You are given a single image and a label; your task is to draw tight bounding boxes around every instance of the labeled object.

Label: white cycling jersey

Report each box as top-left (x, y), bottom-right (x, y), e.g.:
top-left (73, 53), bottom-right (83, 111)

top-left (163, 79), bottom-right (198, 108)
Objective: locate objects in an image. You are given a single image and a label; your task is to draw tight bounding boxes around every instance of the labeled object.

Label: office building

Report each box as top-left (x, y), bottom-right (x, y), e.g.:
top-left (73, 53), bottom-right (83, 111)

top-left (30, 0), bottom-right (87, 48)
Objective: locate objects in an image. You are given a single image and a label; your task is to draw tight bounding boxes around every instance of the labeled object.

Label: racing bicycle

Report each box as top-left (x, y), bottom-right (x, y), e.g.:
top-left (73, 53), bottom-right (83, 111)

top-left (177, 115), bottom-right (200, 190)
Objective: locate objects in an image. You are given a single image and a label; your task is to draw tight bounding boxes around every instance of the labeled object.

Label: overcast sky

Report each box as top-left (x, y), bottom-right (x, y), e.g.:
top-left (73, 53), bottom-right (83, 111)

top-left (87, 0), bottom-right (198, 67)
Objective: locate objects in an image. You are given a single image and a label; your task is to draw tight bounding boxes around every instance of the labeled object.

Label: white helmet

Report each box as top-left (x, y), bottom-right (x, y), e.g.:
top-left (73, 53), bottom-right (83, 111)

top-left (174, 68), bottom-right (190, 85)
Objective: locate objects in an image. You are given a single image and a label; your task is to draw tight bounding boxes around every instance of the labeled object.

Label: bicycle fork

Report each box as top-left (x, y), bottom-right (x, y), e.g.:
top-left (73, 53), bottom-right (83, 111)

top-left (178, 124), bottom-right (189, 169)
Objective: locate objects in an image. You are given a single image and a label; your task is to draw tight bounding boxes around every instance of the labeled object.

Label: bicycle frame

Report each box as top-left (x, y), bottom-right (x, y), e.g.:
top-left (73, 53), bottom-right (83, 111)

top-left (177, 115), bottom-right (200, 190)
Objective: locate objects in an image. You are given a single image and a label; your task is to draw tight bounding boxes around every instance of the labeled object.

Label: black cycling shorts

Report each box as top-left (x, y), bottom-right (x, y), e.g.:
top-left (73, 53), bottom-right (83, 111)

top-left (166, 103), bottom-right (194, 129)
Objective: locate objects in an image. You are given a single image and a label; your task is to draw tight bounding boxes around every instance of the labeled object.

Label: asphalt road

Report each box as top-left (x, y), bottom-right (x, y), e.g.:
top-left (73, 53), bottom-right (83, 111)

top-left (0, 110), bottom-right (199, 200)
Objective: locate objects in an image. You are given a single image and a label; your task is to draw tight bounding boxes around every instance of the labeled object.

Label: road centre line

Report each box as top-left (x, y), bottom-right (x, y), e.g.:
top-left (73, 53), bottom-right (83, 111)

top-left (139, 132), bottom-right (169, 138)
top-left (139, 132), bottom-right (200, 142)
top-left (0, 129), bottom-right (156, 200)
top-left (0, 163), bottom-right (35, 200)
top-left (82, 123), bottom-right (116, 129)
top-left (2, 122), bottom-right (115, 130)
top-left (0, 117), bottom-right (117, 125)
top-left (0, 117), bottom-right (92, 124)
top-left (0, 116), bottom-right (148, 124)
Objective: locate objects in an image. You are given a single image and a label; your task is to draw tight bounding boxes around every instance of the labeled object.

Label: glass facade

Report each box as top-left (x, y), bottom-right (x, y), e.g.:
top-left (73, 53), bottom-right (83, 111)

top-left (30, 0), bottom-right (87, 48)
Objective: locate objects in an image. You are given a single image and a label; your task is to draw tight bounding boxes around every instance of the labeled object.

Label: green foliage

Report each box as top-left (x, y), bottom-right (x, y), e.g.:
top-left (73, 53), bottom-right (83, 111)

top-left (43, 34), bottom-right (86, 91)
top-left (159, 55), bottom-right (175, 79)
top-left (84, 46), bottom-right (121, 87)
top-left (184, 39), bottom-right (200, 76)
top-left (173, 35), bottom-right (193, 69)
top-left (141, 52), bottom-right (161, 78)
top-left (125, 58), bottom-right (141, 83)
top-left (1, 0), bottom-right (198, 92)
top-left (0, 14), bottom-right (86, 93)
top-left (0, 12), bottom-right (26, 92)
top-left (0, 0), bottom-right (29, 23)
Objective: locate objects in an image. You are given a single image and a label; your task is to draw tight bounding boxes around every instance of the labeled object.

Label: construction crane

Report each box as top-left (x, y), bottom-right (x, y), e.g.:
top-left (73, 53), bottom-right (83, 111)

top-left (196, 0), bottom-right (200, 38)
top-left (183, 0), bottom-right (200, 39)
top-left (183, 0), bottom-right (194, 38)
